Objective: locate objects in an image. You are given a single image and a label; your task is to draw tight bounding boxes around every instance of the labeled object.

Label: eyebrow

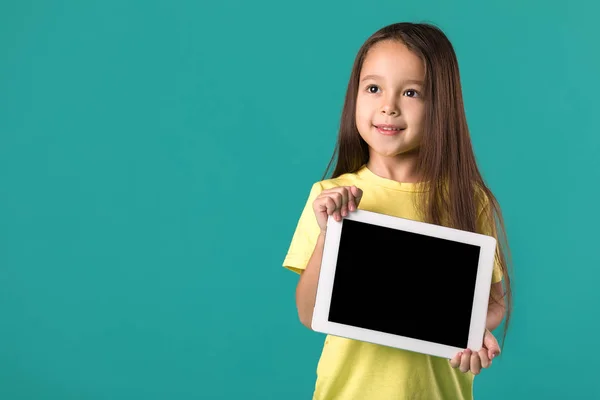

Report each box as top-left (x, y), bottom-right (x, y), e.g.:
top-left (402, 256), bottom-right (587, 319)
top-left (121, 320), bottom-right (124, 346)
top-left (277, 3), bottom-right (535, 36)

top-left (360, 74), bottom-right (424, 85)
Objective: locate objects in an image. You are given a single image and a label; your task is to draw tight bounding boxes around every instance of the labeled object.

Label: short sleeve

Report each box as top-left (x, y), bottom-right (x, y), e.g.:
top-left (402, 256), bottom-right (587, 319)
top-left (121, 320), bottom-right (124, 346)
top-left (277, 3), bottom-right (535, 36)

top-left (282, 182), bottom-right (324, 275)
top-left (476, 195), bottom-right (504, 284)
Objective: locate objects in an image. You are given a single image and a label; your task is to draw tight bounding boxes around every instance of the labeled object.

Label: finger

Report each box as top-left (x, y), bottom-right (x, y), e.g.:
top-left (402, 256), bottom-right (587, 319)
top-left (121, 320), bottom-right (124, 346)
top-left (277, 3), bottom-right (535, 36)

top-left (337, 187), bottom-right (349, 217)
top-left (347, 186), bottom-right (359, 211)
top-left (333, 192), bottom-right (345, 221)
top-left (346, 187), bottom-right (356, 212)
top-left (449, 352), bottom-right (462, 368)
top-left (479, 349), bottom-right (491, 369)
top-left (489, 345), bottom-right (501, 361)
top-left (483, 330), bottom-right (501, 360)
top-left (470, 351), bottom-right (481, 375)
top-left (325, 188), bottom-right (348, 217)
top-left (459, 349), bottom-right (471, 373)
top-left (350, 186), bottom-right (363, 209)
top-left (323, 192), bottom-right (343, 221)
top-left (318, 196), bottom-right (337, 219)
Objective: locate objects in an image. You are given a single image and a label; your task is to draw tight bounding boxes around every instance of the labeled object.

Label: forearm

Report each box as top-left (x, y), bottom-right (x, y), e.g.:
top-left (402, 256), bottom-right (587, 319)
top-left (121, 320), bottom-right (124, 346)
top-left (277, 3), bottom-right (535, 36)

top-left (295, 232), bottom-right (327, 329)
top-left (486, 301), bottom-right (505, 332)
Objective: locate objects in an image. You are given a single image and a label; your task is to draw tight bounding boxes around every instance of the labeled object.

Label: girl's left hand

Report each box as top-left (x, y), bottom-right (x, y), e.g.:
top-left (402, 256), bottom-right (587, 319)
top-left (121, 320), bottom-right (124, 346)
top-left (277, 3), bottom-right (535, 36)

top-left (449, 329), bottom-right (501, 375)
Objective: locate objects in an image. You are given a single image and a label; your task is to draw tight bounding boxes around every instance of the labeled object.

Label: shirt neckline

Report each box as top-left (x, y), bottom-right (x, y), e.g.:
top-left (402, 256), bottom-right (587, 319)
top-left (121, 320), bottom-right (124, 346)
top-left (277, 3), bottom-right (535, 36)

top-left (356, 165), bottom-right (430, 192)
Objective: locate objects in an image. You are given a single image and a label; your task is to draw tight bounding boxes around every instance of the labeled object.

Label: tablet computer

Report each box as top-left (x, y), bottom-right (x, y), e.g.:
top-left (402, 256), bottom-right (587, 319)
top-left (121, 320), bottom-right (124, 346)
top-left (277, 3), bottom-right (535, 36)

top-left (311, 209), bottom-right (497, 359)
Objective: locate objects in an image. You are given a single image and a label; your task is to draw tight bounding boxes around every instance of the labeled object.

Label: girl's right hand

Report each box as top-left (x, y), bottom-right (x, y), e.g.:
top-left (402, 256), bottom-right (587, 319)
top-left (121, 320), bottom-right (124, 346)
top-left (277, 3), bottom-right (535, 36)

top-left (312, 185), bottom-right (363, 233)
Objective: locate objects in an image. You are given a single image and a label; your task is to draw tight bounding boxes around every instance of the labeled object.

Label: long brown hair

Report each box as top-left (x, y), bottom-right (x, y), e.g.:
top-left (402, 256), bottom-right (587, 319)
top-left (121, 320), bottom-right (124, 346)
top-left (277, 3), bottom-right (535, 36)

top-left (322, 22), bottom-right (513, 349)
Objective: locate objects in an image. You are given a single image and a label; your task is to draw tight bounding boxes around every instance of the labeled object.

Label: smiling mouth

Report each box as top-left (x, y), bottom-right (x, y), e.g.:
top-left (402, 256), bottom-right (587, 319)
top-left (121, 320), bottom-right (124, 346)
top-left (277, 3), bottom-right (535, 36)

top-left (373, 124), bottom-right (406, 135)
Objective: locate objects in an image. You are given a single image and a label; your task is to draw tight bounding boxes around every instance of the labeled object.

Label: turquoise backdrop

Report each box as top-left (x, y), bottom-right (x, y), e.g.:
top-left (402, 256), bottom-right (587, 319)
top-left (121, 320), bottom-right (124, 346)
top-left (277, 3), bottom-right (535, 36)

top-left (1, 1), bottom-right (598, 399)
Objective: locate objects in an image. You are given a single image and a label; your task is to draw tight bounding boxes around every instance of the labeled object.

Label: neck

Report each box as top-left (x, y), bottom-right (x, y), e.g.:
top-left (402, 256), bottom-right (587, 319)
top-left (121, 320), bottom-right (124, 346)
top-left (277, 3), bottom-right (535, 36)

top-left (366, 152), bottom-right (422, 183)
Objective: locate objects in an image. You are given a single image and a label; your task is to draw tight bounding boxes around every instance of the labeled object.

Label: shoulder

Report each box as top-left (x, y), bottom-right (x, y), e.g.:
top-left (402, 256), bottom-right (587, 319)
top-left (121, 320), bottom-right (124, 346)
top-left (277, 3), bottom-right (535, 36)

top-left (308, 170), bottom-right (363, 194)
top-left (320, 170), bottom-right (363, 189)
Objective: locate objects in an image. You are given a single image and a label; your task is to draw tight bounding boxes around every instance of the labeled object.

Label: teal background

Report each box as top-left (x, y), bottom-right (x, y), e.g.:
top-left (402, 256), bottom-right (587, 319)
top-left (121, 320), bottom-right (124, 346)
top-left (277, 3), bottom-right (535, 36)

top-left (1, 0), bottom-right (598, 399)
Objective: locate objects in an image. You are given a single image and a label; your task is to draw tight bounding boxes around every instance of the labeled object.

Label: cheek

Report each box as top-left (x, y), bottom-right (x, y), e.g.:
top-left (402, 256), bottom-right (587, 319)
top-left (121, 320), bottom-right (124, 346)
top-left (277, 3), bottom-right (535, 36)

top-left (355, 98), bottom-right (372, 126)
top-left (406, 103), bottom-right (425, 126)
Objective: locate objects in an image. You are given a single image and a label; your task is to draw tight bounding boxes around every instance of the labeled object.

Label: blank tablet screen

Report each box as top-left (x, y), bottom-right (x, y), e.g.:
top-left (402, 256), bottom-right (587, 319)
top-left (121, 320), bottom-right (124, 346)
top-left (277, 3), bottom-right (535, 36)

top-left (328, 219), bottom-right (481, 349)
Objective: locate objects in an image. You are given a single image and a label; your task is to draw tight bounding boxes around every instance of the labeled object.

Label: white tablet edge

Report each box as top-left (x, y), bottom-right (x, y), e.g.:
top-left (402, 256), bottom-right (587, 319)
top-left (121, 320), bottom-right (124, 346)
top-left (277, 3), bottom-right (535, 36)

top-left (312, 210), bottom-right (498, 359)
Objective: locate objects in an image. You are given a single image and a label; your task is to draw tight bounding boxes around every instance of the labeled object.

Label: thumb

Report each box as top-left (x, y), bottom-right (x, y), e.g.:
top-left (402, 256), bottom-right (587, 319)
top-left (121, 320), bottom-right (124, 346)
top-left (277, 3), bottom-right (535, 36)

top-left (483, 330), bottom-right (501, 360)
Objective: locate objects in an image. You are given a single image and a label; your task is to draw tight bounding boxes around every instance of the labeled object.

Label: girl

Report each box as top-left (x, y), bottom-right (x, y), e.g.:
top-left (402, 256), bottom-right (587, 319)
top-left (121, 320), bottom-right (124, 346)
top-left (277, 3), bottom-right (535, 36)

top-left (282, 22), bottom-right (513, 400)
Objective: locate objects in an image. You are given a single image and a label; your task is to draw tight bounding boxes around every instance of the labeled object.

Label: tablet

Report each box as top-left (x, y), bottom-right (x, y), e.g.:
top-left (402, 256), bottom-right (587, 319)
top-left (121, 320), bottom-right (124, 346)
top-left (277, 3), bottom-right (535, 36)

top-left (311, 209), bottom-right (497, 359)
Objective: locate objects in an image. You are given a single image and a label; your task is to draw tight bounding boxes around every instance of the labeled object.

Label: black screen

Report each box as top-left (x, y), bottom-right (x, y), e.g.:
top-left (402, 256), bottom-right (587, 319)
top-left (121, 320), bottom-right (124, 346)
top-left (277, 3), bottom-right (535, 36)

top-left (327, 219), bottom-right (481, 349)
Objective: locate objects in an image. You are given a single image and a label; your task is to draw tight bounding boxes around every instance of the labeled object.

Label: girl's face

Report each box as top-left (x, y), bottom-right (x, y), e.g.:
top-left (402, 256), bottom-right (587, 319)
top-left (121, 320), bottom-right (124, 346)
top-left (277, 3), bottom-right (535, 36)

top-left (355, 40), bottom-right (426, 159)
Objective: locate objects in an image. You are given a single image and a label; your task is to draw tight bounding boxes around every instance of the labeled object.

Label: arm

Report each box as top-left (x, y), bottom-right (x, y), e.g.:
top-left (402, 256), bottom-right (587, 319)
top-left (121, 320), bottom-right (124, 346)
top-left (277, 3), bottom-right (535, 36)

top-left (295, 232), bottom-right (327, 329)
top-left (486, 281), bottom-right (506, 332)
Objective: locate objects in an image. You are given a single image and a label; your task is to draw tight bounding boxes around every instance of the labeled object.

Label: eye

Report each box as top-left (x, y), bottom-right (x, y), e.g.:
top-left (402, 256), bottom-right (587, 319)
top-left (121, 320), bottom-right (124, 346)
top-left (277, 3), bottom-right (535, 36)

top-left (366, 84), bottom-right (380, 94)
top-left (404, 89), bottom-right (420, 98)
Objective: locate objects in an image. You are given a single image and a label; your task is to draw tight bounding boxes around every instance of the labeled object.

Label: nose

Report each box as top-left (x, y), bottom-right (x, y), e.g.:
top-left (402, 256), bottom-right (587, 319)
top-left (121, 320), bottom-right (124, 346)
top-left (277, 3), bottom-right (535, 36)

top-left (380, 98), bottom-right (399, 116)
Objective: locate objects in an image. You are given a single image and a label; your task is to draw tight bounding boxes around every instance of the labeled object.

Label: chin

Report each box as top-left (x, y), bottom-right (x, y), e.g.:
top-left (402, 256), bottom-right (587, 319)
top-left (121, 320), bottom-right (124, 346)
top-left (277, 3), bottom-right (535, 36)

top-left (372, 145), bottom-right (420, 158)
top-left (369, 147), bottom-right (403, 158)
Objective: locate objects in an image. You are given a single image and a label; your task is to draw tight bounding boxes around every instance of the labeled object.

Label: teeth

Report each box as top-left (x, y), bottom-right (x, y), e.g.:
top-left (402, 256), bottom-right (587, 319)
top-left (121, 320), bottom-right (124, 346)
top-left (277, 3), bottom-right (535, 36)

top-left (381, 127), bottom-right (400, 131)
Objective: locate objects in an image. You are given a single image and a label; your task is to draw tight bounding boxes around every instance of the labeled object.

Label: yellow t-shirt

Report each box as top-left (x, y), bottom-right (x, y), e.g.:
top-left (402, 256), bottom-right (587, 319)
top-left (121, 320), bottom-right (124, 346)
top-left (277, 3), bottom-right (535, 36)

top-left (282, 165), bottom-right (503, 400)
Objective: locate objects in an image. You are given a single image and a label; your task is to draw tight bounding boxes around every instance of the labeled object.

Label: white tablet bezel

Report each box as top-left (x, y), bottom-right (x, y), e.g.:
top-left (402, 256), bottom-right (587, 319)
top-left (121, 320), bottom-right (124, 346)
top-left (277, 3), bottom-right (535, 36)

top-left (311, 209), bottom-right (497, 359)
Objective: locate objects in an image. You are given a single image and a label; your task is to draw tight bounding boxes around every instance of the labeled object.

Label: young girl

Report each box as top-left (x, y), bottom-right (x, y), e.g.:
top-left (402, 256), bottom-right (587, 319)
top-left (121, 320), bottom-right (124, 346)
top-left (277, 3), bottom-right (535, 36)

top-left (282, 22), bottom-right (513, 400)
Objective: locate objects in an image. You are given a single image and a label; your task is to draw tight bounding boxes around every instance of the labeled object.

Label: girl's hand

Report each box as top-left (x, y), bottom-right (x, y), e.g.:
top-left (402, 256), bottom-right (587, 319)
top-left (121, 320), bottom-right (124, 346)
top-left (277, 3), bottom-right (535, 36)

top-left (312, 185), bottom-right (363, 233)
top-left (449, 329), bottom-right (501, 375)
